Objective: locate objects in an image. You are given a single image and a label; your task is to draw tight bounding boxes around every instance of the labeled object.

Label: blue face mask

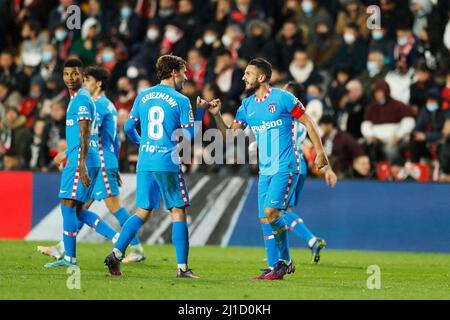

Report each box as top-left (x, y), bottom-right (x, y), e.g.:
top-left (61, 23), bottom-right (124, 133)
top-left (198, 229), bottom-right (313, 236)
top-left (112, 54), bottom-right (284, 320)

top-left (102, 51), bottom-right (114, 63)
top-left (42, 51), bottom-right (53, 63)
top-left (377, 98), bottom-right (386, 105)
top-left (301, 1), bottom-right (314, 15)
top-left (367, 61), bottom-right (380, 75)
top-left (426, 103), bottom-right (439, 112)
top-left (121, 7), bottom-right (132, 19)
top-left (372, 30), bottom-right (384, 41)
top-left (398, 37), bottom-right (409, 46)
top-left (55, 30), bottom-right (67, 42)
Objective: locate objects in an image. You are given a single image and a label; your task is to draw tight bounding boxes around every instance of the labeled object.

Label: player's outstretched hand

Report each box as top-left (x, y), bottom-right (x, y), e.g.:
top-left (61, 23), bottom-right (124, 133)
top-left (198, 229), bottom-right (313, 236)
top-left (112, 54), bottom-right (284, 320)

top-left (324, 168), bottom-right (337, 188)
top-left (79, 164), bottom-right (91, 188)
top-left (206, 98), bottom-right (222, 116)
top-left (314, 152), bottom-right (329, 170)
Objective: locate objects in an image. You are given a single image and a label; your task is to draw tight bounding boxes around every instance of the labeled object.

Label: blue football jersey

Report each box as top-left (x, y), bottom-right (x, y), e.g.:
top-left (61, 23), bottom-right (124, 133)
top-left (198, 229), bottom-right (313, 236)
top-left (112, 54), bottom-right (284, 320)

top-left (293, 119), bottom-right (308, 175)
top-left (95, 95), bottom-right (119, 169)
top-left (129, 84), bottom-right (194, 172)
top-left (235, 87), bottom-right (305, 175)
top-left (65, 88), bottom-right (100, 168)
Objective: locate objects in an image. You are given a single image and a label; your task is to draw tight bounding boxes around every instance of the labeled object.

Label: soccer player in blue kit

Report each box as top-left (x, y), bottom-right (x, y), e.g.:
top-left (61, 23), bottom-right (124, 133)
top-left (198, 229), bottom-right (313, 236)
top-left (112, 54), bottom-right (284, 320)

top-left (38, 67), bottom-right (145, 264)
top-left (104, 55), bottom-right (205, 278)
top-left (44, 59), bottom-right (119, 268)
top-left (205, 58), bottom-right (330, 280)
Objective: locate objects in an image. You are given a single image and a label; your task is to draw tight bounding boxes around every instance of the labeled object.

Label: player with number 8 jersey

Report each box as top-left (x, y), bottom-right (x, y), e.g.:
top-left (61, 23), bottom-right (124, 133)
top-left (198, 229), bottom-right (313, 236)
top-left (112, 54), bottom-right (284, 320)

top-left (104, 55), bottom-right (200, 278)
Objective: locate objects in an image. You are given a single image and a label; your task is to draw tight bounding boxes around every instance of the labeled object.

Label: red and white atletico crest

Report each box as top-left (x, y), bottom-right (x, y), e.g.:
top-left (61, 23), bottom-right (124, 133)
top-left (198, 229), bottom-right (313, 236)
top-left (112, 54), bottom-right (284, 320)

top-left (268, 104), bottom-right (277, 113)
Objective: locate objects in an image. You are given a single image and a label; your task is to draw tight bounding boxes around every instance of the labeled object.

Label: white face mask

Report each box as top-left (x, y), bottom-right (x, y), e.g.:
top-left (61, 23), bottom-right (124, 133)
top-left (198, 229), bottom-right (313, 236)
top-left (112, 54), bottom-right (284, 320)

top-left (147, 29), bottom-right (159, 41)
top-left (222, 34), bottom-right (232, 47)
top-left (165, 29), bottom-right (178, 42)
top-left (343, 32), bottom-right (356, 45)
top-left (204, 35), bottom-right (216, 45)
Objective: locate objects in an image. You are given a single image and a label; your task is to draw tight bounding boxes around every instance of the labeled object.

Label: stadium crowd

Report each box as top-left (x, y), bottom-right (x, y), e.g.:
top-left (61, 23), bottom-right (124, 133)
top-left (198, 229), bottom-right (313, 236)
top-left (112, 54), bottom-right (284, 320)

top-left (0, 0), bottom-right (449, 182)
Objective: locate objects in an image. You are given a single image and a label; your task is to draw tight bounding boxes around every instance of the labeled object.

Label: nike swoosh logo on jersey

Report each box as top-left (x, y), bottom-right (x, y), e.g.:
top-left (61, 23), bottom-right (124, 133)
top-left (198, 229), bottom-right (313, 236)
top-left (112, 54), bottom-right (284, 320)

top-left (96, 191), bottom-right (103, 196)
top-left (248, 112), bottom-right (256, 117)
top-left (270, 200), bottom-right (279, 204)
top-left (59, 190), bottom-right (67, 193)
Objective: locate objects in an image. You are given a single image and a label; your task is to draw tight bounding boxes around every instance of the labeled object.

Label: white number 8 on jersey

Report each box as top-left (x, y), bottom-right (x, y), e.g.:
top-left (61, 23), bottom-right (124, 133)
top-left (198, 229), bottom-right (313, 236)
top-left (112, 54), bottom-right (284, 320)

top-left (148, 106), bottom-right (164, 140)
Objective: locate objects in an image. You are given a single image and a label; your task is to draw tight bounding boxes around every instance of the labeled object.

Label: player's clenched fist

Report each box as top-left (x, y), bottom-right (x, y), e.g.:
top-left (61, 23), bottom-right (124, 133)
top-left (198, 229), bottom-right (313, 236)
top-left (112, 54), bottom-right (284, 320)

top-left (206, 99), bottom-right (222, 116)
top-left (196, 96), bottom-right (210, 109)
top-left (79, 164), bottom-right (91, 187)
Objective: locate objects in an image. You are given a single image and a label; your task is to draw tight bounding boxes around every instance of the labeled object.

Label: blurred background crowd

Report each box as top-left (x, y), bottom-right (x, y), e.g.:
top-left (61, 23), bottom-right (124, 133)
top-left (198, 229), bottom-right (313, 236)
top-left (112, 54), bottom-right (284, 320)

top-left (0, 0), bottom-right (449, 182)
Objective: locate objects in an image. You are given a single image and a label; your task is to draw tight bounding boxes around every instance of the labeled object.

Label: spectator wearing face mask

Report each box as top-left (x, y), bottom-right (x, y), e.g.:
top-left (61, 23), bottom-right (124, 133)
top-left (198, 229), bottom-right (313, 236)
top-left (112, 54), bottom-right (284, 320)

top-left (409, 61), bottom-right (437, 116)
top-left (156, 0), bottom-right (177, 28)
top-left (379, 0), bottom-right (414, 40)
top-left (369, 24), bottom-right (394, 63)
top-left (385, 55), bottom-right (415, 105)
top-left (161, 19), bottom-right (190, 58)
top-left (410, 88), bottom-right (446, 163)
top-left (391, 25), bottom-right (419, 69)
top-left (20, 20), bottom-right (48, 68)
top-left (98, 44), bottom-right (127, 92)
top-left (37, 43), bottom-right (62, 83)
top-left (69, 17), bottom-right (100, 66)
top-left (266, 20), bottom-right (305, 71)
top-left (51, 23), bottom-right (72, 62)
top-left (130, 21), bottom-right (163, 82)
top-left (307, 17), bottom-right (341, 70)
top-left (410, 0), bottom-right (445, 47)
top-left (295, 0), bottom-right (331, 41)
top-left (195, 24), bottom-right (223, 60)
top-left (238, 19), bottom-right (272, 64)
top-left (114, 76), bottom-right (137, 112)
top-left (221, 24), bottom-right (245, 61)
top-left (186, 48), bottom-right (208, 89)
top-left (113, 0), bottom-right (147, 48)
top-left (20, 78), bottom-right (44, 128)
top-left (336, 0), bottom-right (370, 40)
top-left (359, 51), bottom-right (388, 97)
top-left (332, 22), bottom-right (368, 76)
top-left (361, 80), bottom-right (415, 165)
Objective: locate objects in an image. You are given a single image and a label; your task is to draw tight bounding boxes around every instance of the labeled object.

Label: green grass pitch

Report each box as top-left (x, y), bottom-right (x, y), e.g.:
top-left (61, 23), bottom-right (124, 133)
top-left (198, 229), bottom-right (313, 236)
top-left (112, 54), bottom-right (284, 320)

top-left (0, 240), bottom-right (449, 300)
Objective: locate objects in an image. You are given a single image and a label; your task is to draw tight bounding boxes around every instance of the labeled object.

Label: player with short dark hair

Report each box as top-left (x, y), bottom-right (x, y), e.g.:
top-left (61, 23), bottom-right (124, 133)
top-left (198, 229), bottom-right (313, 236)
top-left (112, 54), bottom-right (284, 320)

top-left (103, 55), bottom-right (206, 277)
top-left (38, 66), bottom-right (146, 263)
top-left (203, 58), bottom-right (330, 280)
top-left (44, 59), bottom-right (119, 268)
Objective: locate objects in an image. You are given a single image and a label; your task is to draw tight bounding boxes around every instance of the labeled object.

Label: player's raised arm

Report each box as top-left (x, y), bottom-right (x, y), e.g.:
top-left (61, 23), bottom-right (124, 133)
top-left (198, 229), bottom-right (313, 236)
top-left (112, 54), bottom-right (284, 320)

top-left (78, 119), bottom-right (91, 187)
top-left (205, 98), bottom-right (243, 137)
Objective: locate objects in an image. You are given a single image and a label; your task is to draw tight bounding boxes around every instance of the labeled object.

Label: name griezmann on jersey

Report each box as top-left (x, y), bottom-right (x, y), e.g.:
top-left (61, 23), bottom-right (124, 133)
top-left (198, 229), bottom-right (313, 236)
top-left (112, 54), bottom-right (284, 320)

top-left (141, 91), bottom-right (178, 108)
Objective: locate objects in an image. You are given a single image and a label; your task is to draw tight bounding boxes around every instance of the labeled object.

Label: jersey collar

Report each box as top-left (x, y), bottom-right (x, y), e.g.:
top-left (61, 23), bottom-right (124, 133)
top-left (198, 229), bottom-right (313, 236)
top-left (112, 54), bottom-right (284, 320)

top-left (254, 86), bottom-right (272, 103)
top-left (70, 88), bottom-right (82, 99)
